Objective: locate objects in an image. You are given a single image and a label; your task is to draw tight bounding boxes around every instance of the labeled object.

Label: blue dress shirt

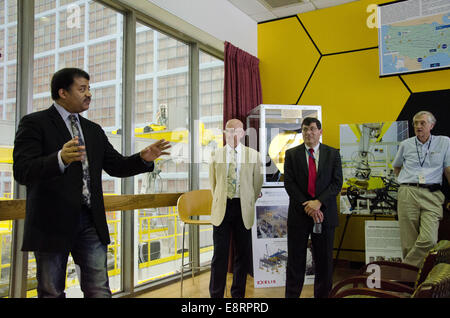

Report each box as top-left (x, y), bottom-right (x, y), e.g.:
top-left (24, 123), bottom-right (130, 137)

top-left (392, 135), bottom-right (450, 185)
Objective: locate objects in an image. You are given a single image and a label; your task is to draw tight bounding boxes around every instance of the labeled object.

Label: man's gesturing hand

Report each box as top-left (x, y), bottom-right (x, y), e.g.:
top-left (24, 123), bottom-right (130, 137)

top-left (61, 137), bottom-right (85, 165)
top-left (140, 139), bottom-right (171, 162)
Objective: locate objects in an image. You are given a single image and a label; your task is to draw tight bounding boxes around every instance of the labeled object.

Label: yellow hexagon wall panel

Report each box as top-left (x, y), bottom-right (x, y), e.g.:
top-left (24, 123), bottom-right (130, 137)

top-left (298, 0), bottom-right (391, 54)
top-left (401, 68), bottom-right (450, 92)
top-left (258, 17), bottom-right (320, 105)
top-left (299, 49), bottom-right (410, 148)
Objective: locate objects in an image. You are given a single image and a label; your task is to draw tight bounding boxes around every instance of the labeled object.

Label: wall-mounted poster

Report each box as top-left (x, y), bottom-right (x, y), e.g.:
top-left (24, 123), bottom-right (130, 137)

top-left (378, 0), bottom-right (450, 77)
top-left (340, 121), bottom-right (409, 215)
top-left (365, 220), bottom-right (403, 264)
top-left (252, 188), bottom-right (314, 288)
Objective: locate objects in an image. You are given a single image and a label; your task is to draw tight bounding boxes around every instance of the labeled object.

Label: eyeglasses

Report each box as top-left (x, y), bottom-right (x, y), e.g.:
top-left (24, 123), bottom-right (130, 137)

top-left (301, 127), bottom-right (319, 133)
top-left (413, 120), bottom-right (430, 127)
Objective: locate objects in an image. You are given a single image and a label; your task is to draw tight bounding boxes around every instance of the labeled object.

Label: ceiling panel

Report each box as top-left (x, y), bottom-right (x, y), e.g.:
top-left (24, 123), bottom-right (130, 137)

top-left (228, 0), bottom-right (269, 15)
top-left (227, 0), bottom-right (359, 22)
top-left (262, 0), bottom-right (305, 8)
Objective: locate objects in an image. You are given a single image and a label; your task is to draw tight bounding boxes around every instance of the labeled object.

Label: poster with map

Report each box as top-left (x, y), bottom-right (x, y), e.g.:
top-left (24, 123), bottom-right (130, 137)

top-left (378, 0), bottom-right (450, 76)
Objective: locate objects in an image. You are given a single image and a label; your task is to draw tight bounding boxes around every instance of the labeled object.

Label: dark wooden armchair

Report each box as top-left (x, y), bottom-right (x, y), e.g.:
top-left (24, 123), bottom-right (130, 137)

top-left (332, 262), bottom-right (450, 298)
top-left (329, 240), bottom-right (450, 297)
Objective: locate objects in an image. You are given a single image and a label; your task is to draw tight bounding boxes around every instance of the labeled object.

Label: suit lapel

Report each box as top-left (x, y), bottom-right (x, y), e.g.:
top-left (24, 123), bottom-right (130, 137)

top-left (215, 147), bottom-right (227, 186)
top-left (317, 143), bottom-right (327, 178)
top-left (217, 147), bottom-right (227, 165)
top-left (239, 145), bottom-right (247, 179)
top-left (48, 105), bottom-right (72, 144)
top-left (298, 143), bottom-right (308, 177)
top-left (48, 105), bottom-right (84, 180)
top-left (78, 115), bottom-right (94, 167)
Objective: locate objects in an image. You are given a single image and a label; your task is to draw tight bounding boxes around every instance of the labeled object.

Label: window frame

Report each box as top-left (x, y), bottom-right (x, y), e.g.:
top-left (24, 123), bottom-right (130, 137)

top-left (8, 0), bottom-right (224, 298)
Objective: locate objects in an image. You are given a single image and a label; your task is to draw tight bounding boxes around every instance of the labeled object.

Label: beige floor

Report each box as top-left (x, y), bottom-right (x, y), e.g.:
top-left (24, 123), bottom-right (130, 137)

top-left (136, 264), bottom-right (360, 298)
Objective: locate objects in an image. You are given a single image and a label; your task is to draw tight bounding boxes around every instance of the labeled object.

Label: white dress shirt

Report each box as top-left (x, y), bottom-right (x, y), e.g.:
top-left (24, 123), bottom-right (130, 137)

top-left (305, 143), bottom-right (320, 172)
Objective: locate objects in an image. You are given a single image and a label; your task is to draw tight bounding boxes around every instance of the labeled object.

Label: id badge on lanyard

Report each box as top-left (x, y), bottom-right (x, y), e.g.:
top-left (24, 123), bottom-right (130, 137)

top-left (415, 136), bottom-right (432, 184)
top-left (418, 173), bottom-right (426, 184)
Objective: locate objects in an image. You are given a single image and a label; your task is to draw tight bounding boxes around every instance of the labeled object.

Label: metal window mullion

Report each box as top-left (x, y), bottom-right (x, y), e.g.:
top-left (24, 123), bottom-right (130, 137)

top-left (119, 9), bottom-right (136, 297)
top-left (83, 0), bottom-right (88, 117)
top-left (2, 29), bottom-right (7, 120)
top-left (10, 0), bottom-right (35, 299)
top-left (188, 42), bottom-right (200, 270)
top-left (2, 0), bottom-right (9, 120)
top-left (152, 30), bottom-right (158, 121)
top-left (115, 13), bottom-right (122, 130)
top-left (54, 0), bottom-right (60, 70)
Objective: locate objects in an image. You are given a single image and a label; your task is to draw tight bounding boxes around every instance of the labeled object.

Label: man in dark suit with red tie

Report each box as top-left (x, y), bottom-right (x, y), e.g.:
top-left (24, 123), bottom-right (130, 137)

top-left (284, 117), bottom-right (343, 298)
top-left (13, 68), bottom-right (170, 298)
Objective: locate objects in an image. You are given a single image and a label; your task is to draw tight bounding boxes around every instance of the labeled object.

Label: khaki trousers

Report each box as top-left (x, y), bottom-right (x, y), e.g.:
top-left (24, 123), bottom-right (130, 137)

top-left (397, 185), bottom-right (444, 268)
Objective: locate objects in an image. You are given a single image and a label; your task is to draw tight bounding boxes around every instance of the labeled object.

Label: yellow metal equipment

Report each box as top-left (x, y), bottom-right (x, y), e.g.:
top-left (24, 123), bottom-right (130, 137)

top-left (112, 123), bottom-right (223, 147)
top-left (0, 146), bottom-right (13, 164)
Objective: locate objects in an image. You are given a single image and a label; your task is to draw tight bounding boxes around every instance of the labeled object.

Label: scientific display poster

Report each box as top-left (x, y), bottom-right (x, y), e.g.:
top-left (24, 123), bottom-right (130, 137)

top-left (251, 187), bottom-right (314, 288)
top-left (365, 220), bottom-right (403, 264)
top-left (340, 121), bottom-right (408, 215)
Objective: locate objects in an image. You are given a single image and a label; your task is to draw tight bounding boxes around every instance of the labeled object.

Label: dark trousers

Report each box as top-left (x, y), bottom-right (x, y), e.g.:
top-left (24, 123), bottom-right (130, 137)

top-left (34, 206), bottom-right (111, 298)
top-left (285, 219), bottom-right (335, 298)
top-left (209, 198), bottom-right (251, 298)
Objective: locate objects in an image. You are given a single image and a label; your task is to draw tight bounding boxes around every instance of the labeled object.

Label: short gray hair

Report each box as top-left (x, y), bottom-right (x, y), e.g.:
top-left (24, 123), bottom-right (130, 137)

top-left (413, 111), bottom-right (436, 125)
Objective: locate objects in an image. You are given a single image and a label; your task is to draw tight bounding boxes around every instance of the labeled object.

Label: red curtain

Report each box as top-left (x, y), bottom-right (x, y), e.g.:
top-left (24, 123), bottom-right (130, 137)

top-left (223, 41), bottom-right (262, 128)
top-left (223, 42), bottom-right (262, 277)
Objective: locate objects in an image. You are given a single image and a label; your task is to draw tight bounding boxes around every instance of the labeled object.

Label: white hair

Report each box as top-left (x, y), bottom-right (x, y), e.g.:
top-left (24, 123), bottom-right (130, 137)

top-left (413, 111), bottom-right (436, 125)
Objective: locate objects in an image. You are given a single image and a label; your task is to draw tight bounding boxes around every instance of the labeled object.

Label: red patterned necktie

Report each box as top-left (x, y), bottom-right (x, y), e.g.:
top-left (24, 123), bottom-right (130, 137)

top-left (308, 148), bottom-right (316, 198)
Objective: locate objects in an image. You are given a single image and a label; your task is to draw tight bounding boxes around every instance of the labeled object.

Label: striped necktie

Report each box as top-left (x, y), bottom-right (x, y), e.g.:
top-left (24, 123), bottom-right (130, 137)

top-left (69, 114), bottom-right (91, 207)
top-left (227, 149), bottom-right (237, 199)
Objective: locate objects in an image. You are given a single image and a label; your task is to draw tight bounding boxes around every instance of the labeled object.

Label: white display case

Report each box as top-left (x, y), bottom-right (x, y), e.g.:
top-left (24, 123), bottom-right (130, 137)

top-left (246, 104), bottom-right (322, 187)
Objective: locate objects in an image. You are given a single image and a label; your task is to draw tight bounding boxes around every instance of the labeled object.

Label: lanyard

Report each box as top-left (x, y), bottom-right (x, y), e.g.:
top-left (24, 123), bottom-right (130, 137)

top-left (415, 135), bottom-right (432, 167)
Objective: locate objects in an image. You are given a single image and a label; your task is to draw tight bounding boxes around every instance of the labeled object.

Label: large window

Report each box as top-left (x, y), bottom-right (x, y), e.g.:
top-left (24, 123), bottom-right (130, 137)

top-left (28, 0), bottom-right (123, 297)
top-left (3, 0), bottom-right (224, 298)
top-left (198, 51), bottom-right (224, 265)
top-left (0, 0), bottom-right (17, 298)
top-left (133, 22), bottom-right (190, 286)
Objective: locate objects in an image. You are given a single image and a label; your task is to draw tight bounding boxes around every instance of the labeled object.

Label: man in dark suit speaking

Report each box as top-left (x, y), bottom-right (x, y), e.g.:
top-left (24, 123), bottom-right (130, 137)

top-left (13, 68), bottom-right (170, 298)
top-left (284, 117), bottom-right (342, 298)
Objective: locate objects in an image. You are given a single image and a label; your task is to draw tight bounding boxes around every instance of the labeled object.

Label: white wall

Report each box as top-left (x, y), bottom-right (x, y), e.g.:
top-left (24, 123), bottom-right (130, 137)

top-left (121, 0), bottom-right (258, 56)
top-left (148, 0), bottom-right (257, 56)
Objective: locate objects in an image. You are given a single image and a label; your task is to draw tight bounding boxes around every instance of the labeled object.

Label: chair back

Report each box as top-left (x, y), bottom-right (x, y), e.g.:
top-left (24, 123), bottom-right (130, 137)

top-left (413, 263), bottom-right (450, 298)
top-left (415, 240), bottom-right (450, 288)
top-left (177, 189), bottom-right (213, 222)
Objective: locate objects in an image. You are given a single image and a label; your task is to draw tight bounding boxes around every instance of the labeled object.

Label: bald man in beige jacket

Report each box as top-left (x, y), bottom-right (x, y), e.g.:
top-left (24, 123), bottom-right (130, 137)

top-left (209, 119), bottom-right (263, 298)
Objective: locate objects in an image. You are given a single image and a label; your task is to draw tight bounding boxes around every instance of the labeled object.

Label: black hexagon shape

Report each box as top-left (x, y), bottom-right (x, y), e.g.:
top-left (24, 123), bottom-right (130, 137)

top-left (396, 88), bottom-right (450, 138)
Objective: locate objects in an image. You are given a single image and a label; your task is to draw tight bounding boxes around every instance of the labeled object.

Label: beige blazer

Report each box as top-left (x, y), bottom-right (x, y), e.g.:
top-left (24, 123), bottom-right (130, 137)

top-left (209, 144), bottom-right (263, 229)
